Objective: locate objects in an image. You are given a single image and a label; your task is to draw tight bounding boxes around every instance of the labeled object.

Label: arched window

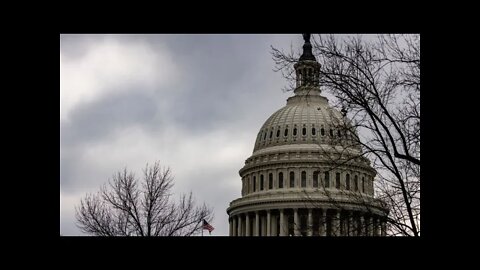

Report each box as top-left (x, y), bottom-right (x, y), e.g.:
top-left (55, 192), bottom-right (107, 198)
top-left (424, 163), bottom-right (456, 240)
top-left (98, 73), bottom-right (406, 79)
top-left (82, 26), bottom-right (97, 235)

top-left (324, 171), bottom-right (330, 188)
top-left (321, 128), bottom-right (325, 136)
top-left (336, 173), bottom-right (341, 189)
top-left (302, 127), bottom-right (307, 136)
top-left (301, 171), bottom-right (306, 187)
top-left (276, 130), bottom-right (280, 137)
top-left (284, 128), bottom-right (288, 136)
top-left (354, 175), bottom-right (358, 191)
top-left (293, 128), bottom-right (297, 136)
top-left (279, 172), bottom-right (284, 188)
top-left (253, 176), bottom-right (256, 192)
top-left (313, 171), bottom-right (319, 188)
top-left (269, 173), bottom-right (273, 189)
top-left (346, 173), bottom-right (350, 190)
top-left (290, 171), bottom-right (295, 188)
top-left (312, 128), bottom-right (316, 136)
top-left (260, 175), bottom-right (264, 190)
top-left (330, 129), bottom-right (334, 137)
top-left (338, 130), bottom-right (341, 137)
top-left (263, 132), bottom-right (267, 140)
top-left (361, 177), bottom-right (365, 192)
top-left (269, 131), bottom-right (273, 139)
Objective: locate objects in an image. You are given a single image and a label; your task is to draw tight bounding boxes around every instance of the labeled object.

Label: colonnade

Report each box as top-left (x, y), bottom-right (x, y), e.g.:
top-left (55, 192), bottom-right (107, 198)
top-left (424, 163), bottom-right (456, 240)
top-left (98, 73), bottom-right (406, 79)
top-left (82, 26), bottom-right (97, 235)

top-left (229, 208), bottom-right (387, 236)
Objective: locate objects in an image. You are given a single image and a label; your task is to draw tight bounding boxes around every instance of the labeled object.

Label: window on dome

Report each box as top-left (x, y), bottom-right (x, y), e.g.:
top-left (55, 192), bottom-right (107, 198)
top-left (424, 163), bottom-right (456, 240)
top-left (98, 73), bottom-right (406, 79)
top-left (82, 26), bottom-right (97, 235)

top-left (338, 130), bottom-right (341, 137)
top-left (321, 128), bottom-right (325, 136)
top-left (324, 172), bottom-right (330, 188)
top-left (301, 171), bottom-right (306, 188)
top-left (276, 130), bottom-right (280, 138)
top-left (313, 171), bottom-right (319, 188)
top-left (253, 176), bottom-right (256, 192)
top-left (284, 128), bottom-right (288, 136)
top-left (269, 173), bottom-right (273, 189)
top-left (260, 175), bottom-right (264, 190)
top-left (336, 173), bottom-right (340, 189)
top-left (290, 172), bottom-right (295, 188)
top-left (293, 128), bottom-right (297, 136)
top-left (302, 127), bottom-right (307, 136)
top-left (330, 129), bottom-right (334, 137)
top-left (263, 132), bottom-right (267, 140)
top-left (361, 177), bottom-right (365, 192)
top-left (354, 175), bottom-right (358, 191)
top-left (346, 173), bottom-right (350, 190)
top-left (269, 131), bottom-right (273, 139)
top-left (312, 128), bottom-right (316, 136)
top-left (279, 172), bottom-right (284, 188)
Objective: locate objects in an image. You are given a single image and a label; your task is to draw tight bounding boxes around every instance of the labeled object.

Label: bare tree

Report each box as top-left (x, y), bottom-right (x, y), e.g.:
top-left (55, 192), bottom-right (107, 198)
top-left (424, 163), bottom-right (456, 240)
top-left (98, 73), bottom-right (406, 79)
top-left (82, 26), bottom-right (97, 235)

top-left (75, 161), bottom-right (213, 236)
top-left (272, 34), bottom-right (420, 236)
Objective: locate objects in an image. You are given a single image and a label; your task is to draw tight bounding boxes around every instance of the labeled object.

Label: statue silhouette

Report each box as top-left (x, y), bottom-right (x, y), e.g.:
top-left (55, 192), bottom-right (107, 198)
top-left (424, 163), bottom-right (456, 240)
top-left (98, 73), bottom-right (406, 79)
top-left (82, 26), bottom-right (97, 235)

top-left (303, 33), bottom-right (311, 43)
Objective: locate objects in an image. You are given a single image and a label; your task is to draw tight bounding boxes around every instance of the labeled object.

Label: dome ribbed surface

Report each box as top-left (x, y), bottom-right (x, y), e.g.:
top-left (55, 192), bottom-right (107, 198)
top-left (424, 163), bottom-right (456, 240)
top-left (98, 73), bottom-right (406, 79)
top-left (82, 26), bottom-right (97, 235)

top-left (253, 94), bottom-right (350, 153)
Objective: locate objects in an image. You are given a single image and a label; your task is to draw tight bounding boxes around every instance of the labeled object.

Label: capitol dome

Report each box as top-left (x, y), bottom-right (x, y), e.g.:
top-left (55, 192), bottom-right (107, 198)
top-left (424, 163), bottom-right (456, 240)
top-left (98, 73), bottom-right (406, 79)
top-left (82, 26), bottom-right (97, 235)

top-left (227, 34), bottom-right (388, 237)
top-left (253, 92), bottom-right (360, 154)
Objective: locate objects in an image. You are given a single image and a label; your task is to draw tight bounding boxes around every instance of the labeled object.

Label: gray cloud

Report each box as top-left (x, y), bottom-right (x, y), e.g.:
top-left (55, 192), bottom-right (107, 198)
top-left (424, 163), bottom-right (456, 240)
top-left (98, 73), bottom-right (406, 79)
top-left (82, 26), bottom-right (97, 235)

top-left (61, 87), bottom-right (161, 145)
top-left (60, 34), bottom-right (299, 236)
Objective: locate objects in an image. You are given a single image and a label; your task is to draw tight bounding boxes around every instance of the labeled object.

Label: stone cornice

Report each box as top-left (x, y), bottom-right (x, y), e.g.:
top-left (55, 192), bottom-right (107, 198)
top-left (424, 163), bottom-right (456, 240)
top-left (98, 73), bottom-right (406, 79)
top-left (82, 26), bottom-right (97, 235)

top-left (239, 158), bottom-right (375, 177)
top-left (227, 196), bottom-right (387, 217)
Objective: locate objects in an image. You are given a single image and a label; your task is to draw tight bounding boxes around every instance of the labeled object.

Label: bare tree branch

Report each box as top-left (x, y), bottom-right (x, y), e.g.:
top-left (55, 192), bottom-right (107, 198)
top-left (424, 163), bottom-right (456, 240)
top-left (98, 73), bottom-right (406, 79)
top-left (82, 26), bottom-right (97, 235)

top-left (75, 161), bottom-right (214, 236)
top-left (271, 34), bottom-right (420, 236)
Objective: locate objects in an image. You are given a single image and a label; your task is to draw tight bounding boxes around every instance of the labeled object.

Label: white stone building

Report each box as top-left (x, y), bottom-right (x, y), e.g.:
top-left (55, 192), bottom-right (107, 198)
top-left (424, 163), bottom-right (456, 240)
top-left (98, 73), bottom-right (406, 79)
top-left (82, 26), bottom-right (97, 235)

top-left (226, 34), bottom-right (389, 236)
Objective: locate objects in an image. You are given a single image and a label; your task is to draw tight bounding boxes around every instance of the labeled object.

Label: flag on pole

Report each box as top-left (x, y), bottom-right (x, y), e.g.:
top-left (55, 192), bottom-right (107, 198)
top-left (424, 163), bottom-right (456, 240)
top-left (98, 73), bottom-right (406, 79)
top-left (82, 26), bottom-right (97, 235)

top-left (202, 219), bottom-right (214, 234)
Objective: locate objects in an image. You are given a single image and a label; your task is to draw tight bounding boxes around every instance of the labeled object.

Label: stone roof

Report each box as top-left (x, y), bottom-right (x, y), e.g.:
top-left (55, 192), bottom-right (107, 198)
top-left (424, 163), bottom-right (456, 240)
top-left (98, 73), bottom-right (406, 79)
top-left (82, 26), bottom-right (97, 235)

top-left (252, 91), bottom-right (358, 154)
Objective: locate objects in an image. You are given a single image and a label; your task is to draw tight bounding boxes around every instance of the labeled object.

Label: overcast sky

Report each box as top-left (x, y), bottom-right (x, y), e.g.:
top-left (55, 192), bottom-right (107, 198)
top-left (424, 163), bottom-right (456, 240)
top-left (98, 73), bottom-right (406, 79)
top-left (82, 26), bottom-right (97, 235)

top-left (60, 34), bottom-right (321, 236)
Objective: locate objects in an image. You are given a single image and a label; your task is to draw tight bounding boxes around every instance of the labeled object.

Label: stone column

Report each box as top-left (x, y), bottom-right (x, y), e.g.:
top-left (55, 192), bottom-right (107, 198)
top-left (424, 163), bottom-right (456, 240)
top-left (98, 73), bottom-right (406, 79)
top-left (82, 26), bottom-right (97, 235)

top-left (229, 218), bottom-right (232, 236)
top-left (237, 214), bottom-right (243, 237)
top-left (294, 208), bottom-right (300, 236)
top-left (334, 210), bottom-right (341, 236)
top-left (348, 211), bottom-right (353, 236)
top-left (232, 216), bottom-right (237, 237)
top-left (381, 219), bottom-right (387, 236)
top-left (272, 213), bottom-right (277, 236)
top-left (340, 211), bottom-right (345, 236)
top-left (367, 216), bottom-right (373, 236)
top-left (261, 215), bottom-right (267, 236)
top-left (245, 213), bottom-right (250, 236)
top-left (375, 216), bottom-right (381, 236)
top-left (279, 209), bottom-right (286, 236)
top-left (320, 209), bottom-right (327, 236)
top-left (363, 215), bottom-right (368, 236)
top-left (359, 215), bottom-right (365, 236)
top-left (255, 211), bottom-right (260, 236)
top-left (267, 210), bottom-right (271, 236)
top-left (307, 209), bottom-right (313, 236)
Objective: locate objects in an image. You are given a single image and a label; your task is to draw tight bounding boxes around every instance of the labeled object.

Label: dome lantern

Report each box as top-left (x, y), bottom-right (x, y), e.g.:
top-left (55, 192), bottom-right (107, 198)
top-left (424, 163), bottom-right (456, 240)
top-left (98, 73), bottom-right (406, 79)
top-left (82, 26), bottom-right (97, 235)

top-left (294, 33), bottom-right (321, 96)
